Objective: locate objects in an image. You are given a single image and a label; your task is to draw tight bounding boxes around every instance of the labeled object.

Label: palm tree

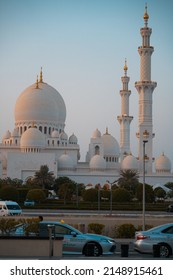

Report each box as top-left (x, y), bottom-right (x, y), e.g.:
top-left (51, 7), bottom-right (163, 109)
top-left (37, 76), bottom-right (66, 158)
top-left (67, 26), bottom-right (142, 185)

top-left (117, 169), bottom-right (139, 194)
top-left (34, 165), bottom-right (55, 189)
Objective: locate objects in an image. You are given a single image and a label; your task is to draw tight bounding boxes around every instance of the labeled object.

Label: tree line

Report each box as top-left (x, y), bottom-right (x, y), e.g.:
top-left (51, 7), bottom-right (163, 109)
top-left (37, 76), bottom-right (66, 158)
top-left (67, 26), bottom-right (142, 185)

top-left (0, 165), bottom-right (173, 204)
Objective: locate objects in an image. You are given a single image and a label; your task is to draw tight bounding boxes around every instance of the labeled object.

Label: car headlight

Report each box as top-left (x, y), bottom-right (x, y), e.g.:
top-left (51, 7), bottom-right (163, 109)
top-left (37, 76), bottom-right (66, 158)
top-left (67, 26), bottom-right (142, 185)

top-left (102, 239), bottom-right (115, 244)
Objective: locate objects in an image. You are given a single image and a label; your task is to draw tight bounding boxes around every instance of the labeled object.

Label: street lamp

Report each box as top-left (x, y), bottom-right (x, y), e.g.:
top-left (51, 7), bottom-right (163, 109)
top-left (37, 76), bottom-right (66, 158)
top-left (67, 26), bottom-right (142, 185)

top-left (143, 140), bottom-right (148, 231)
top-left (106, 180), bottom-right (118, 215)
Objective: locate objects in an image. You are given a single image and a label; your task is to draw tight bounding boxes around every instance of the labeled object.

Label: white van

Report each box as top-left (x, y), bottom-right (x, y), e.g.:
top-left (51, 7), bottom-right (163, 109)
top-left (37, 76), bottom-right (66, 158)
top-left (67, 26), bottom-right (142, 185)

top-left (0, 201), bottom-right (22, 216)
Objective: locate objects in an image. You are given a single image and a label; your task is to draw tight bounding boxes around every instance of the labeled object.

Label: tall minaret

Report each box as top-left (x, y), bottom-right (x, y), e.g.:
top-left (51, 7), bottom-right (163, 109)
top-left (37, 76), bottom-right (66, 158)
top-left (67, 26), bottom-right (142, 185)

top-left (117, 60), bottom-right (133, 161)
top-left (135, 5), bottom-right (157, 174)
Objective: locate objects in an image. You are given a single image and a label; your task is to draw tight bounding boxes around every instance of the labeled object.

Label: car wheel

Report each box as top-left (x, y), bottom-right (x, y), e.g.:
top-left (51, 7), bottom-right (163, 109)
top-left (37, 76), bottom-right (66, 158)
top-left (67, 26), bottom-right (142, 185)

top-left (159, 243), bottom-right (171, 258)
top-left (83, 242), bottom-right (102, 257)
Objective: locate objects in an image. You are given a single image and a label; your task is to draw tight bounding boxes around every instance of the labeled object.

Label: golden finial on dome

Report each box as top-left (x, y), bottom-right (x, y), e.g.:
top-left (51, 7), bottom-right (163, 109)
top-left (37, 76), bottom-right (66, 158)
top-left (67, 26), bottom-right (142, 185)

top-left (105, 127), bottom-right (110, 135)
top-left (143, 3), bottom-right (149, 26)
top-left (35, 75), bottom-right (39, 89)
top-left (40, 67), bottom-right (43, 83)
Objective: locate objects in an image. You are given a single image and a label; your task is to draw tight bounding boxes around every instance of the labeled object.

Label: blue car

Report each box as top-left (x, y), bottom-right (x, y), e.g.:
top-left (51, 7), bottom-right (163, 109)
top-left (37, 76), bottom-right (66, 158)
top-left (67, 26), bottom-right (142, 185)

top-left (24, 200), bottom-right (35, 206)
top-left (15, 221), bottom-right (116, 256)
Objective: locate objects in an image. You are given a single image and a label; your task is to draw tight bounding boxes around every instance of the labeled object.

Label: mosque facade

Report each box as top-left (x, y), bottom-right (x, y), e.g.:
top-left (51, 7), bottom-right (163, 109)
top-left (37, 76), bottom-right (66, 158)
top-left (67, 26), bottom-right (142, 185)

top-left (0, 6), bottom-right (172, 187)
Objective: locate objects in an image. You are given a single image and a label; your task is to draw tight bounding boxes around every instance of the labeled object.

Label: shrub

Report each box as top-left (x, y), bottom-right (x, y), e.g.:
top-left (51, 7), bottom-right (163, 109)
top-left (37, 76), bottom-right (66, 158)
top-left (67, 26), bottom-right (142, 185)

top-left (88, 223), bottom-right (105, 234)
top-left (115, 223), bottom-right (136, 238)
top-left (0, 218), bottom-right (19, 235)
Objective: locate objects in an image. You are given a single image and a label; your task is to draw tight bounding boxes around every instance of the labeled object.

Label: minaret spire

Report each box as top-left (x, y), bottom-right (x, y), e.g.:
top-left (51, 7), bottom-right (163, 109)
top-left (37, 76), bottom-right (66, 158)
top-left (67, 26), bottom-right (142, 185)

top-left (135, 5), bottom-right (157, 174)
top-left (143, 3), bottom-right (149, 27)
top-left (124, 58), bottom-right (128, 76)
top-left (117, 60), bottom-right (133, 160)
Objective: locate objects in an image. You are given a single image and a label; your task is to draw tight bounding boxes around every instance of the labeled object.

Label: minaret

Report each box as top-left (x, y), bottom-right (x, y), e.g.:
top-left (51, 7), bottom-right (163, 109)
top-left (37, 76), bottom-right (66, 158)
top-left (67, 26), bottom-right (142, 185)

top-left (135, 5), bottom-right (157, 173)
top-left (117, 59), bottom-right (133, 160)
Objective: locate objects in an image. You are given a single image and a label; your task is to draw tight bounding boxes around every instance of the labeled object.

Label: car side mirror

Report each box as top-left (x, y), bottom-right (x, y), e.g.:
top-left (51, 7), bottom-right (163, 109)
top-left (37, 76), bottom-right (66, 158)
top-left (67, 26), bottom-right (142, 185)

top-left (71, 231), bottom-right (77, 237)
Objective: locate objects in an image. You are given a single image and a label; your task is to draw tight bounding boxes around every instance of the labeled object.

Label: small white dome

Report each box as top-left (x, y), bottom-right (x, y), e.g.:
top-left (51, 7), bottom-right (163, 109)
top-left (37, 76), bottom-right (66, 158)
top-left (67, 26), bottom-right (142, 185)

top-left (121, 154), bottom-right (138, 170)
top-left (92, 129), bottom-right (101, 138)
top-left (20, 127), bottom-right (45, 149)
top-left (69, 133), bottom-right (78, 144)
top-left (60, 131), bottom-right (68, 141)
top-left (89, 155), bottom-right (106, 170)
top-left (155, 153), bottom-right (171, 173)
top-left (3, 130), bottom-right (11, 139)
top-left (58, 154), bottom-right (74, 169)
top-left (101, 130), bottom-right (120, 156)
top-left (51, 130), bottom-right (59, 138)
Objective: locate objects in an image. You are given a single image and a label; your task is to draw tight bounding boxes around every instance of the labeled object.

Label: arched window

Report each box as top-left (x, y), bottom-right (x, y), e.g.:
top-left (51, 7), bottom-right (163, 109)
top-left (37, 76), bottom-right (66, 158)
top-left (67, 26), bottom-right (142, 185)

top-left (95, 145), bottom-right (100, 155)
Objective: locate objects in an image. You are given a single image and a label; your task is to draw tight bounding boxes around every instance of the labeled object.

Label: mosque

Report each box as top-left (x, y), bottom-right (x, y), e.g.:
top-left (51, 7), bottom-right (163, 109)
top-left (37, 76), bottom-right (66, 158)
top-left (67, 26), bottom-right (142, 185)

top-left (0, 6), bottom-right (172, 187)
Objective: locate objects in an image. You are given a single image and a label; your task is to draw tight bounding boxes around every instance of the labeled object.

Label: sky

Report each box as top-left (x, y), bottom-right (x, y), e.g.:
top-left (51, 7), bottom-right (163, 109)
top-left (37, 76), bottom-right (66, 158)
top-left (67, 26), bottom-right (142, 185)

top-left (0, 0), bottom-right (173, 164)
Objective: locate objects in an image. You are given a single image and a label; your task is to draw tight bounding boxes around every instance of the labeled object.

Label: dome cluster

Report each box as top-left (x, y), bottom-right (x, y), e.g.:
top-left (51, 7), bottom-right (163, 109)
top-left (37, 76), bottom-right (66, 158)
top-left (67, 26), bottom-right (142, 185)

top-left (88, 128), bottom-right (120, 170)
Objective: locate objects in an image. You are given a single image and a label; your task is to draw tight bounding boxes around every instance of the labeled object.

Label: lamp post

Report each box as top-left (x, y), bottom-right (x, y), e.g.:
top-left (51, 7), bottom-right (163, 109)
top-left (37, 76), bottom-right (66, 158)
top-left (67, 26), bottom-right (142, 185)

top-left (142, 140), bottom-right (148, 231)
top-left (106, 180), bottom-right (118, 215)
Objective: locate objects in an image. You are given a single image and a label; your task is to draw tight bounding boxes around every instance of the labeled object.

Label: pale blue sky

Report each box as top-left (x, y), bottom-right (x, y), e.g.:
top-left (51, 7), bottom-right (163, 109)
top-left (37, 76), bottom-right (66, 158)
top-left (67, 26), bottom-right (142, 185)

top-left (0, 0), bottom-right (173, 163)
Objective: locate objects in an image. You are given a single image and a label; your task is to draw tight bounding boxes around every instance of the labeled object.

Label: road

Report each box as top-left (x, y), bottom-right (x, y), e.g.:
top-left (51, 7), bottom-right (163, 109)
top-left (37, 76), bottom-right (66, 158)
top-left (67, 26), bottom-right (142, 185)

top-left (21, 209), bottom-right (173, 229)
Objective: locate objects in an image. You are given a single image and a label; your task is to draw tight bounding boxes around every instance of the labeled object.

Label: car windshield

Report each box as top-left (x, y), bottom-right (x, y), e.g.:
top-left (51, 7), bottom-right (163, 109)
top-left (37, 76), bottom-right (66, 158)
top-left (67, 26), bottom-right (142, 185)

top-left (6, 205), bottom-right (20, 210)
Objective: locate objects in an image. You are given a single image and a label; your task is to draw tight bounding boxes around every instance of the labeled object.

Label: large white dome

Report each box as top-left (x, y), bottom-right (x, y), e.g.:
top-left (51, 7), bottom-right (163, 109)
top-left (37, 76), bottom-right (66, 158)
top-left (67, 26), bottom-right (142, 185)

top-left (101, 131), bottom-right (120, 156)
top-left (15, 81), bottom-right (66, 127)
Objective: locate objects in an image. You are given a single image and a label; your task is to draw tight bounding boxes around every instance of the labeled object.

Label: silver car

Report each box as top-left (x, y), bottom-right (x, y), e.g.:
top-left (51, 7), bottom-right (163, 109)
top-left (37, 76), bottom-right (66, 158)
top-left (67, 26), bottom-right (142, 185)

top-left (134, 223), bottom-right (173, 257)
top-left (14, 221), bottom-right (116, 256)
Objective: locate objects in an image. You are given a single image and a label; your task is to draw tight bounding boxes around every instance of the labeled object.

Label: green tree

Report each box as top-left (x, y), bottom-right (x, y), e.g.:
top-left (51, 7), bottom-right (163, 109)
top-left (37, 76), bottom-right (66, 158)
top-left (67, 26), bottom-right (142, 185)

top-left (57, 182), bottom-right (76, 204)
top-left (135, 183), bottom-right (154, 203)
top-left (53, 176), bottom-right (75, 192)
top-left (82, 189), bottom-right (98, 202)
top-left (112, 188), bottom-right (132, 202)
top-left (165, 182), bottom-right (173, 190)
top-left (117, 169), bottom-right (139, 194)
top-left (0, 186), bottom-right (19, 201)
top-left (154, 187), bottom-right (166, 200)
top-left (26, 189), bottom-right (46, 203)
top-left (33, 165), bottom-right (55, 189)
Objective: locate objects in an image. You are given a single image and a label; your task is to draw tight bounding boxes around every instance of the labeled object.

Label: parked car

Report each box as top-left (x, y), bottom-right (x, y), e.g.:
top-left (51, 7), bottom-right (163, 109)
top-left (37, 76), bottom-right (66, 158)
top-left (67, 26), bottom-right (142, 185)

top-left (0, 201), bottom-right (22, 216)
top-left (167, 204), bottom-right (173, 212)
top-left (10, 221), bottom-right (116, 256)
top-left (134, 223), bottom-right (173, 257)
top-left (24, 200), bottom-right (35, 206)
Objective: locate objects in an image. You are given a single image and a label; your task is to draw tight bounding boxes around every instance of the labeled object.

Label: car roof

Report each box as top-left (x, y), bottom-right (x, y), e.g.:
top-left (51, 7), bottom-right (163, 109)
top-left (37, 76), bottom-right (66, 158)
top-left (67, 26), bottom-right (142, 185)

top-left (145, 223), bottom-right (173, 233)
top-left (39, 221), bottom-right (82, 233)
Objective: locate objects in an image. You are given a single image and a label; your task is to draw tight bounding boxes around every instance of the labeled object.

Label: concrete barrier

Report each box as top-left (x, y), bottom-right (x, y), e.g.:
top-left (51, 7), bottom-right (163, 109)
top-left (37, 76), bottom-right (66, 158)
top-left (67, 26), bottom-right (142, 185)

top-left (0, 236), bottom-right (63, 258)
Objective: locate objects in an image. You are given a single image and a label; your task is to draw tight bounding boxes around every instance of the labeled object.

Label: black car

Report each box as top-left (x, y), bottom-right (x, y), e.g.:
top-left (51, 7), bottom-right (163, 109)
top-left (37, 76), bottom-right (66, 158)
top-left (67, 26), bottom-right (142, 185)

top-left (167, 204), bottom-right (173, 212)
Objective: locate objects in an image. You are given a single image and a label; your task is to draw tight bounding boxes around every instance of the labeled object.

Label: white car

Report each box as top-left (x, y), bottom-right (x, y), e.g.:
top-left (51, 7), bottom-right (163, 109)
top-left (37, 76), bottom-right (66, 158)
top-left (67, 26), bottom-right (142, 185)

top-left (134, 223), bottom-right (173, 257)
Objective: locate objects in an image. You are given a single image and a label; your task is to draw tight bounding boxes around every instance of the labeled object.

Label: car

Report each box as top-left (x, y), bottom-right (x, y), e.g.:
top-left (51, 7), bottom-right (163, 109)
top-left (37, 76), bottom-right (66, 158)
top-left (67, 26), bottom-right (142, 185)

top-left (24, 200), bottom-right (35, 206)
top-left (10, 221), bottom-right (116, 256)
top-left (134, 223), bottom-right (173, 257)
top-left (167, 204), bottom-right (173, 212)
top-left (0, 200), bottom-right (22, 216)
